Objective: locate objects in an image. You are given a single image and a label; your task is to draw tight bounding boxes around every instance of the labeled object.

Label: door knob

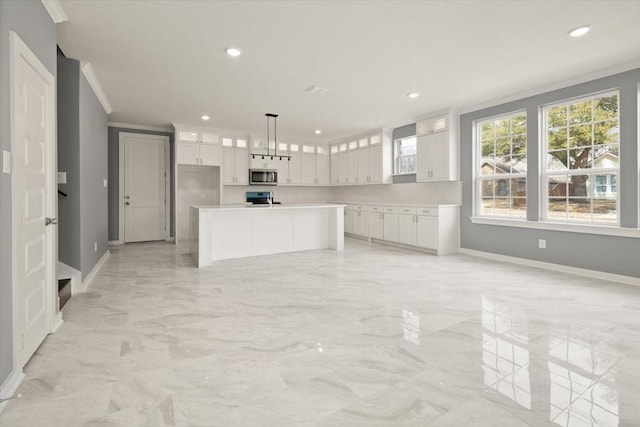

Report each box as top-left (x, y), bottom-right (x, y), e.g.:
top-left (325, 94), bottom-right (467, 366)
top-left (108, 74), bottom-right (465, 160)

top-left (125, 202), bottom-right (130, 206)
top-left (45, 217), bottom-right (58, 226)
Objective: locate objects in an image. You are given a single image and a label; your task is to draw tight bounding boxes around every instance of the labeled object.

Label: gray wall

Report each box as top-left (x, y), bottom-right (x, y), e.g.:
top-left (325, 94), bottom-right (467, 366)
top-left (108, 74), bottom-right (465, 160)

top-left (107, 127), bottom-right (174, 241)
top-left (0, 0), bottom-right (57, 387)
top-left (460, 69), bottom-right (640, 278)
top-left (57, 53), bottom-right (81, 271)
top-left (79, 74), bottom-right (109, 277)
top-left (56, 53), bottom-right (108, 279)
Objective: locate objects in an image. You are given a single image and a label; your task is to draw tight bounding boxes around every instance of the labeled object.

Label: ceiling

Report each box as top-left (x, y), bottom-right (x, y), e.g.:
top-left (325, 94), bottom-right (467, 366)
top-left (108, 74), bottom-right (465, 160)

top-left (57, 1), bottom-right (640, 143)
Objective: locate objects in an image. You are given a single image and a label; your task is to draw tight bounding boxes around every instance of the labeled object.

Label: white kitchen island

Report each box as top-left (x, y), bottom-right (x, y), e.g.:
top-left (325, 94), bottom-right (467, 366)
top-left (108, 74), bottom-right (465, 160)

top-left (190, 204), bottom-right (346, 267)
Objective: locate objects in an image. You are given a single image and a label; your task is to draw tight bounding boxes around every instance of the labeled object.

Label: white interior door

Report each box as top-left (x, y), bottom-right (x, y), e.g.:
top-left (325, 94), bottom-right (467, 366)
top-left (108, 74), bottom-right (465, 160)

top-left (11, 32), bottom-right (56, 369)
top-left (122, 134), bottom-right (167, 242)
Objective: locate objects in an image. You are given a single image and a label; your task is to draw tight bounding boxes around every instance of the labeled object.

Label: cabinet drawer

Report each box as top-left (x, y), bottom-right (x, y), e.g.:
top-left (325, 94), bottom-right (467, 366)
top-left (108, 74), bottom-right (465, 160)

top-left (369, 206), bottom-right (382, 212)
top-left (354, 205), bottom-right (366, 211)
top-left (383, 207), bottom-right (398, 214)
top-left (399, 207), bottom-right (417, 215)
top-left (418, 207), bottom-right (438, 217)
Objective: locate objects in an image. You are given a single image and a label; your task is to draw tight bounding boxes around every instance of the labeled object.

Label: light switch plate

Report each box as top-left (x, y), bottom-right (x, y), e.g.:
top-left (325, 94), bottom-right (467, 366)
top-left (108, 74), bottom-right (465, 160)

top-left (2, 151), bottom-right (10, 174)
top-left (57, 172), bottom-right (67, 184)
top-left (103, 179), bottom-right (108, 188)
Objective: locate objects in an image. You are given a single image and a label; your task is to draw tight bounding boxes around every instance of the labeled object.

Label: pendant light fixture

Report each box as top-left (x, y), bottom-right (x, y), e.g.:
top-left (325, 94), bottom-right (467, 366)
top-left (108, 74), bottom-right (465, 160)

top-left (251, 113), bottom-right (291, 161)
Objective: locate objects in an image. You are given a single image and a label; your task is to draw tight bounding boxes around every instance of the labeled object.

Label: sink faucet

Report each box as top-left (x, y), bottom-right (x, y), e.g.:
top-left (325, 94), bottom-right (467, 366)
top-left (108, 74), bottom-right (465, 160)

top-left (267, 192), bottom-right (273, 207)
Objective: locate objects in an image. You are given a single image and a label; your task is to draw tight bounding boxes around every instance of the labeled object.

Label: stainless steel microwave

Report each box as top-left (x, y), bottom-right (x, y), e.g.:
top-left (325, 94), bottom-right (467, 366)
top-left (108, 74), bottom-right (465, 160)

top-left (249, 169), bottom-right (278, 186)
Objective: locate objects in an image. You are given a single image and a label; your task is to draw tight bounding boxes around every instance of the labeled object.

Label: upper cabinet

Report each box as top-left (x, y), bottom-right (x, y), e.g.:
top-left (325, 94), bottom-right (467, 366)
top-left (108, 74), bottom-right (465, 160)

top-left (222, 136), bottom-right (249, 185)
top-left (415, 113), bottom-right (458, 182)
top-left (416, 115), bottom-right (448, 136)
top-left (329, 129), bottom-right (392, 186)
top-left (174, 125), bottom-right (221, 166)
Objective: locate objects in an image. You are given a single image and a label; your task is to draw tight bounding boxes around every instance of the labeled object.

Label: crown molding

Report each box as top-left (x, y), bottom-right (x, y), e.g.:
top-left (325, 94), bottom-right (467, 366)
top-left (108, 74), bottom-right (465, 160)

top-left (41, 0), bottom-right (68, 23)
top-left (108, 122), bottom-right (173, 133)
top-left (459, 59), bottom-right (640, 115)
top-left (80, 62), bottom-right (113, 115)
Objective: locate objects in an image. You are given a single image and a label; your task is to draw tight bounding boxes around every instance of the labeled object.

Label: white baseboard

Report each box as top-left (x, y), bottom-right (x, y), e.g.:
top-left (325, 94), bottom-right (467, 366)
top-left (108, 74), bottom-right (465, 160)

top-left (79, 250), bottom-right (110, 292)
top-left (0, 370), bottom-right (25, 413)
top-left (58, 261), bottom-right (82, 295)
top-left (459, 248), bottom-right (640, 287)
top-left (108, 240), bottom-right (123, 246)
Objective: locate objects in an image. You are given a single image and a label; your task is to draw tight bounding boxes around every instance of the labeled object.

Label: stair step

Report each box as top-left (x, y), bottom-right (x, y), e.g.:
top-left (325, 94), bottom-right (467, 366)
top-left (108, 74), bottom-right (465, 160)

top-left (58, 278), bottom-right (71, 310)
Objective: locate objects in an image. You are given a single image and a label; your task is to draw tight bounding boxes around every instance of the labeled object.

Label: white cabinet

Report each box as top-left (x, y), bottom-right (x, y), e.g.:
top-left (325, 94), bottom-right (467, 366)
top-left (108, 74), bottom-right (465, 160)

top-left (382, 207), bottom-right (399, 242)
top-left (344, 207), bottom-right (355, 234)
top-left (300, 153), bottom-right (316, 185)
top-left (369, 206), bottom-right (384, 240)
top-left (329, 129), bottom-right (392, 186)
top-left (416, 115), bottom-right (448, 136)
top-left (368, 143), bottom-right (383, 183)
top-left (222, 137), bottom-right (248, 185)
top-left (175, 126), bottom-right (221, 166)
top-left (398, 207), bottom-right (417, 246)
top-left (338, 151), bottom-right (348, 185)
top-left (352, 206), bottom-right (369, 237)
top-left (416, 113), bottom-right (457, 182)
top-left (416, 213), bottom-right (438, 250)
top-left (357, 148), bottom-right (369, 184)
top-left (316, 153), bottom-right (330, 185)
top-left (347, 147), bottom-right (358, 185)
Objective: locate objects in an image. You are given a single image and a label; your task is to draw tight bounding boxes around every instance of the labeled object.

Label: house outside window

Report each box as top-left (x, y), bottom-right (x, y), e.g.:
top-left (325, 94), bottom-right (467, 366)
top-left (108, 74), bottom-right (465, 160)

top-left (542, 91), bottom-right (619, 224)
top-left (475, 112), bottom-right (527, 218)
top-left (394, 136), bottom-right (417, 174)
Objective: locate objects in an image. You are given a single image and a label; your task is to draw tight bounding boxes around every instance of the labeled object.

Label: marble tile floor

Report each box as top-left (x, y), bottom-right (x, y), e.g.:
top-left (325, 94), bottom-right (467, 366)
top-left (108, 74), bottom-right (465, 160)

top-left (1, 238), bottom-right (639, 426)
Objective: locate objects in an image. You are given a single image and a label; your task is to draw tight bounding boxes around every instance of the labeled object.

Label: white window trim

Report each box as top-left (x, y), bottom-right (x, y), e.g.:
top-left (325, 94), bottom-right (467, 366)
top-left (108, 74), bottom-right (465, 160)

top-left (470, 216), bottom-right (640, 238)
top-left (539, 90), bottom-right (621, 226)
top-left (393, 136), bottom-right (417, 175)
top-left (473, 110), bottom-right (528, 218)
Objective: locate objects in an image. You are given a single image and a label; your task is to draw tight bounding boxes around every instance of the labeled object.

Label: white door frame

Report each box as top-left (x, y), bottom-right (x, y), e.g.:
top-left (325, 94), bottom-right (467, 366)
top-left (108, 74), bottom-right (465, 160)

top-left (118, 132), bottom-right (170, 243)
top-left (10, 31), bottom-right (59, 372)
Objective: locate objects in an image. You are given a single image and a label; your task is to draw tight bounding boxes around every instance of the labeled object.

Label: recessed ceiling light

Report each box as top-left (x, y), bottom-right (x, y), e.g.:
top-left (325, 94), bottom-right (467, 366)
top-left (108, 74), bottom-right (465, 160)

top-left (407, 92), bottom-right (419, 99)
top-left (315, 130), bottom-right (322, 135)
top-left (226, 47), bottom-right (242, 57)
top-left (569, 25), bottom-right (592, 37)
top-left (201, 115), bottom-right (210, 121)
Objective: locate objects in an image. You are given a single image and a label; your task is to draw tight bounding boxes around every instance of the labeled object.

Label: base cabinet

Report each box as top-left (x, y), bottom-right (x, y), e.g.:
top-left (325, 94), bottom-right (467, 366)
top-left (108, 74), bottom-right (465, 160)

top-left (383, 208), bottom-right (399, 242)
top-left (398, 212), bottom-right (417, 246)
top-left (369, 207), bottom-right (384, 240)
top-left (344, 204), bottom-right (459, 255)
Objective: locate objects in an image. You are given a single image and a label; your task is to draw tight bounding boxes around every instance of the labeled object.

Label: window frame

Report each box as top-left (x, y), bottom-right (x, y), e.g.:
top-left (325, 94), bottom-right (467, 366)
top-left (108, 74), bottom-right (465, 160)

top-left (393, 136), bottom-right (417, 175)
top-left (473, 110), bottom-right (528, 219)
top-left (540, 90), bottom-right (620, 226)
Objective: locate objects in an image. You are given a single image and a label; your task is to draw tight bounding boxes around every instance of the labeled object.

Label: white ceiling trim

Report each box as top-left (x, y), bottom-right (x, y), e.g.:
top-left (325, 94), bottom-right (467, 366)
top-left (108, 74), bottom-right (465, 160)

top-left (108, 122), bottom-right (172, 133)
top-left (41, 0), bottom-right (68, 23)
top-left (80, 61), bottom-right (113, 115)
top-left (459, 59), bottom-right (640, 115)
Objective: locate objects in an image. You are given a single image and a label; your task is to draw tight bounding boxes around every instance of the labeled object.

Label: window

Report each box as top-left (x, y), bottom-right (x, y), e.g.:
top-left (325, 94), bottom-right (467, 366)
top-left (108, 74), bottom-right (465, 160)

top-left (476, 112), bottom-right (527, 218)
top-left (394, 136), bottom-right (416, 174)
top-left (542, 91), bottom-right (619, 224)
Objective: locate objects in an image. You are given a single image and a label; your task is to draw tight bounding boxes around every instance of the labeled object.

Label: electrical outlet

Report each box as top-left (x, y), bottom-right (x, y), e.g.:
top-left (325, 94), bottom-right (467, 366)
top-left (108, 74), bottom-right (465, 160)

top-left (538, 239), bottom-right (546, 249)
top-left (94, 242), bottom-right (98, 252)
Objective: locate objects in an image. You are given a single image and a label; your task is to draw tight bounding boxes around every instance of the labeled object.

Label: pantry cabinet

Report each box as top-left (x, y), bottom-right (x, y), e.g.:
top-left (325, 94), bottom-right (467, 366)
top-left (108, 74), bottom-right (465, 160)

top-left (416, 113), bottom-right (457, 182)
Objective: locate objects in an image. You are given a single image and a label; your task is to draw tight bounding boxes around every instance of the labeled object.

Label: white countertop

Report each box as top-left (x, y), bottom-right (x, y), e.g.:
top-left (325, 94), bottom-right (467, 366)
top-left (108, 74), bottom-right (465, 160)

top-left (192, 203), bottom-right (347, 212)
top-left (333, 201), bottom-right (460, 208)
